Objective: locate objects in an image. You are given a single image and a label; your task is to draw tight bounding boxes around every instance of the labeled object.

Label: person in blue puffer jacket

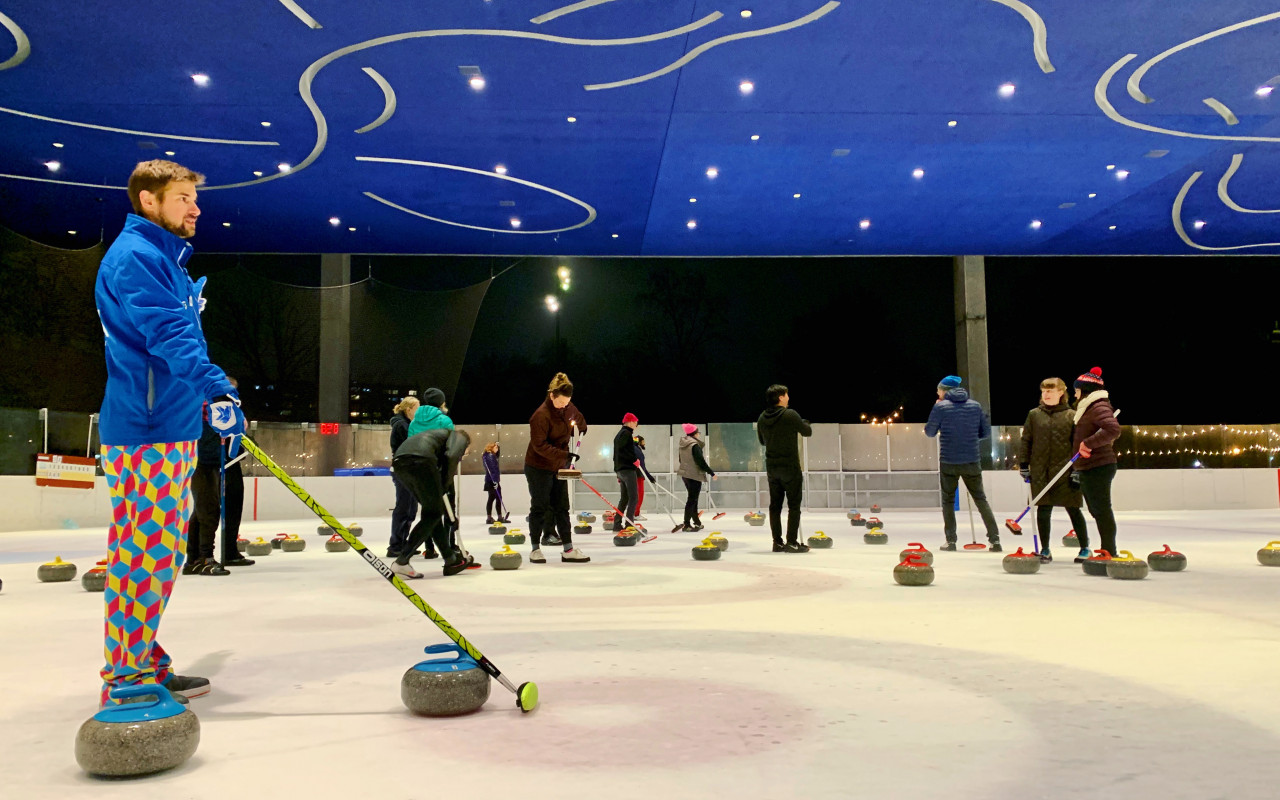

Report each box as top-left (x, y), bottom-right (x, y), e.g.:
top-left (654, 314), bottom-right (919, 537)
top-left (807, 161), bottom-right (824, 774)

top-left (94, 160), bottom-right (242, 709)
top-left (925, 375), bottom-right (1001, 551)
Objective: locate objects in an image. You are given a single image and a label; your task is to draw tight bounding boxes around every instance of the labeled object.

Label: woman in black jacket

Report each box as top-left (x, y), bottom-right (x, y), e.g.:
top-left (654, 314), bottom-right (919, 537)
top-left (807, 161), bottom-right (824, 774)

top-left (388, 396), bottom-right (430, 559)
top-left (1017, 378), bottom-right (1088, 562)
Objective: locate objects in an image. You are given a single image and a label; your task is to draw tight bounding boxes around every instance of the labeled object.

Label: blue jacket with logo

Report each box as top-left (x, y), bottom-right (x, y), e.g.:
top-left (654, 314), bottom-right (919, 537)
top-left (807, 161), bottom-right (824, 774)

top-left (924, 388), bottom-right (992, 465)
top-left (95, 214), bottom-right (232, 446)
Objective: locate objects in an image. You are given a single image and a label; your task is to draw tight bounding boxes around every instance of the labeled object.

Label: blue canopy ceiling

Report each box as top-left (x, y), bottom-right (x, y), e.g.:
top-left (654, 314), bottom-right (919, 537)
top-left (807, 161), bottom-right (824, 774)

top-left (1, 1), bottom-right (1278, 255)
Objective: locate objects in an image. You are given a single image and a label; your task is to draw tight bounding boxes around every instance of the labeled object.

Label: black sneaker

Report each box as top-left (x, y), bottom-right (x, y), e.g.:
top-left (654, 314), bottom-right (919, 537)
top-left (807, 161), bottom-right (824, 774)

top-left (939, 542), bottom-right (957, 552)
top-left (223, 557), bottom-right (256, 567)
top-left (163, 674), bottom-right (211, 699)
top-left (989, 542), bottom-right (1003, 553)
top-left (386, 548), bottom-right (402, 559)
top-left (772, 542), bottom-right (787, 552)
top-left (486, 516), bottom-right (496, 525)
top-left (442, 554), bottom-right (469, 576)
top-left (681, 525), bottom-right (698, 532)
top-left (199, 559), bottom-right (230, 576)
top-left (181, 558), bottom-right (204, 575)
top-left (784, 542), bottom-right (811, 553)
top-left (543, 533), bottom-right (563, 546)
top-left (421, 549), bottom-right (439, 560)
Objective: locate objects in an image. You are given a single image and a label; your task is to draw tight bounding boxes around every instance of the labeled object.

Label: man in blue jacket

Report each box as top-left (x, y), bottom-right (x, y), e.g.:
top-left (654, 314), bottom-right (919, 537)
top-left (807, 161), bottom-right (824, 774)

top-left (95, 160), bottom-right (243, 707)
top-left (925, 375), bottom-right (1002, 552)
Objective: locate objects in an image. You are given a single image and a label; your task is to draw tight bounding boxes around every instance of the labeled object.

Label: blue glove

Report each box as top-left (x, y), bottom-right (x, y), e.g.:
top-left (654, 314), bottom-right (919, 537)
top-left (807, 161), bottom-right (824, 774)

top-left (192, 276), bottom-right (208, 315)
top-left (209, 394), bottom-right (245, 458)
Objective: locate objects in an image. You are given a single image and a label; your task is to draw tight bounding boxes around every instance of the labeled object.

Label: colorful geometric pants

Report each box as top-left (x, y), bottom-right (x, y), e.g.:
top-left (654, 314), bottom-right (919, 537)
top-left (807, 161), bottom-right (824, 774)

top-left (99, 441), bottom-right (197, 706)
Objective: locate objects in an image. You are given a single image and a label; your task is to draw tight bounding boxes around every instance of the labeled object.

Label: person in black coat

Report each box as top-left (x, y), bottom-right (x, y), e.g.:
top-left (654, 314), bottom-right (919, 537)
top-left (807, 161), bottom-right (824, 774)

top-left (184, 379), bottom-right (252, 575)
top-left (612, 413), bottom-right (647, 531)
top-left (391, 427), bottom-right (471, 578)
top-left (387, 396), bottom-right (427, 559)
top-left (756, 384), bottom-right (813, 552)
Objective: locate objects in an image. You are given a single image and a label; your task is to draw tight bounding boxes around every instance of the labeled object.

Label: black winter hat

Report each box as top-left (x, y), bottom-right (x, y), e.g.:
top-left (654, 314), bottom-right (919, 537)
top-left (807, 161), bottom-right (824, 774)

top-left (421, 388), bottom-right (446, 408)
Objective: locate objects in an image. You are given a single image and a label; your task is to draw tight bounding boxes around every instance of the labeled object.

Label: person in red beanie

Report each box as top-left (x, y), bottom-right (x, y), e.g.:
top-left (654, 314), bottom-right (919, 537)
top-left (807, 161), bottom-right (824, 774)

top-left (1072, 367), bottom-right (1122, 558)
top-left (612, 413), bottom-right (645, 532)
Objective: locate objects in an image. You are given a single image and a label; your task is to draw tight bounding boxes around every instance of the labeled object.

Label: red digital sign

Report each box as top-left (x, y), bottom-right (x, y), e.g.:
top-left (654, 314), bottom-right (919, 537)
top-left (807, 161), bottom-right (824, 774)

top-left (319, 423), bottom-right (340, 435)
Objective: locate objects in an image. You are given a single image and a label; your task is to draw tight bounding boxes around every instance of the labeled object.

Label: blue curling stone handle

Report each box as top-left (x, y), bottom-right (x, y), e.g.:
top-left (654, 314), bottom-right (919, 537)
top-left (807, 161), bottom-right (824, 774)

top-left (413, 643), bottom-right (480, 673)
top-left (92, 684), bottom-right (187, 722)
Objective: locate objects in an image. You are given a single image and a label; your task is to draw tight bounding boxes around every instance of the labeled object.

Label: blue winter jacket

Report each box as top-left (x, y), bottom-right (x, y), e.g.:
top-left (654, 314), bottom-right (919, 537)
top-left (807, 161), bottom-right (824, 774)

top-left (95, 214), bottom-right (233, 446)
top-left (924, 388), bottom-right (992, 465)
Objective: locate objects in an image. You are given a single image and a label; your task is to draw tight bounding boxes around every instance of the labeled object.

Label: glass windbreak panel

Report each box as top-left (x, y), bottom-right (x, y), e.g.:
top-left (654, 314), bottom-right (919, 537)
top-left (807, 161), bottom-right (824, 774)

top-left (351, 424), bottom-right (392, 467)
top-left (707, 423), bottom-right (763, 473)
top-left (840, 424), bottom-right (888, 471)
top-left (805, 424), bottom-right (841, 471)
top-left (48, 410), bottom-right (98, 460)
top-left (635, 424), bottom-right (674, 474)
top-left (455, 424), bottom-right (499, 475)
top-left (989, 426), bottom-right (1020, 472)
top-left (496, 424), bottom-right (531, 474)
top-left (0, 407), bottom-right (41, 474)
top-left (572, 421), bottom-right (613, 475)
top-left (887, 423), bottom-right (937, 471)
top-left (246, 423), bottom-right (310, 476)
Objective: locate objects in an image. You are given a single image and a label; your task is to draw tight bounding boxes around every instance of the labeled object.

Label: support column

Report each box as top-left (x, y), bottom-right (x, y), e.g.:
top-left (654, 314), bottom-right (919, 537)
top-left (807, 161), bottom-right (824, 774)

top-left (953, 256), bottom-right (992, 467)
top-left (318, 254), bottom-right (351, 477)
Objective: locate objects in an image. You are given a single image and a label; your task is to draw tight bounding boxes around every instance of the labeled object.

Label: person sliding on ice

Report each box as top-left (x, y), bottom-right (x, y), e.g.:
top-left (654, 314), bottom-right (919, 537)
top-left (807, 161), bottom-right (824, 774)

top-left (483, 442), bottom-right (509, 524)
top-left (95, 159), bottom-right (242, 707)
top-left (926, 375), bottom-right (1002, 552)
top-left (757, 385), bottom-right (813, 552)
top-left (1071, 368), bottom-right (1122, 559)
top-left (524, 373), bottom-right (590, 563)
top-left (612, 413), bottom-right (646, 533)
top-left (387, 395), bottom-right (421, 559)
top-left (1018, 378), bottom-right (1088, 563)
top-left (391, 427), bottom-right (472, 578)
top-left (633, 435), bottom-right (651, 521)
top-left (678, 423), bottom-right (716, 532)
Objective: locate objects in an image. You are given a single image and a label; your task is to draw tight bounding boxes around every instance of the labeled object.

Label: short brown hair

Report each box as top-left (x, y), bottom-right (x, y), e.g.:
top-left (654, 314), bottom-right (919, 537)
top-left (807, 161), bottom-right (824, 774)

top-left (128, 160), bottom-right (205, 214)
top-left (1040, 377), bottom-right (1067, 393)
top-left (548, 372), bottom-right (573, 397)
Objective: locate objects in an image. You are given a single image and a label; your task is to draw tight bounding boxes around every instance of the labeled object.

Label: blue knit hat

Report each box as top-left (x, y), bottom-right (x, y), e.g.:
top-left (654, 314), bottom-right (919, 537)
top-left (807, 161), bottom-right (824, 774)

top-left (938, 375), bottom-right (963, 391)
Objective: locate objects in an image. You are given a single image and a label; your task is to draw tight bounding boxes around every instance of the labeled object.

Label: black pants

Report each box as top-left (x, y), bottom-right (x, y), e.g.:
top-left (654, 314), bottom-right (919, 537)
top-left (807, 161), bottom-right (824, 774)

top-left (1078, 464), bottom-right (1118, 557)
top-left (485, 485), bottom-right (499, 518)
top-left (613, 468), bottom-right (639, 531)
top-left (525, 464), bottom-right (572, 549)
top-left (682, 477), bottom-right (703, 526)
top-left (186, 461), bottom-right (244, 562)
top-left (1034, 505), bottom-right (1089, 550)
top-left (391, 454), bottom-right (448, 564)
top-left (767, 470), bottom-right (803, 544)
top-left (389, 473), bottom-right (419, 556)
top-left (939, 462), bottom-right (1000, 543)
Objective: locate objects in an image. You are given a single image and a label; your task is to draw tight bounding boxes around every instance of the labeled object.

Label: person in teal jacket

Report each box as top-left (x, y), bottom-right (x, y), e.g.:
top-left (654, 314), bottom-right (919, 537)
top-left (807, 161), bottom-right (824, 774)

top-left (408, 388), bottom-right (455, 436)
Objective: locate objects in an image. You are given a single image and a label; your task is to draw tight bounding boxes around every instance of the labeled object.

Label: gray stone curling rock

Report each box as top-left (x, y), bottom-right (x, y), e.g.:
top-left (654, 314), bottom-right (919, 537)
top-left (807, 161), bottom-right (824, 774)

top-left (1002, 547), bottom-right (1041, 574)
top-left (899, 544), bottom-right (933, 565)
top-left (82, 567), bottom-right (108, 592)
top-left (246, 538), bottom-right (273, 556)
top-left (1063, 531), bottom-right (1079, 548)
top-left (1106, 551), bottom-right (1149, 580)
top-left (325, 535), bottom-right (350, 553)
top-left (402, 645), bottom-right (491, 716)
top-left (867, 517), bottom-right (884, 530)
top-left (1148, 545), bottom-right (1186, 572)
top-left (504, 531), bottom-right (527, 545)
top-left (1258, 541), bottom-right (1280, 567)
top-left (489, 546), bottom-right (522, 570)
top-left (37, 556), bottom-right (76, 582)
top-left (613, 530), bottom-right (640, 547)
top-left (850, 516), bottom-right (867, 527)
top-left (1081, 551), bottom-right (1112, 576)
top-left (870, 504), bottom-right (882, 514)
top-left (863, 529), bottom-right (888, 545)
top-left (347, 524), bottom-right (363, 538)
top-left (807, 532), bottom-right (834, 549)
top-left (237, 538), bottom-right (249, 553)
top-left (706, 532), bottom-right (729, 551)
top-left (744, 512), bottom-right (756, 522)
top-left (747, 514), bottom-right (766, 527)
top-left (573, 523), bottom-right (592, 536)
top-left (692, 541), bottom-right (722, 561)
top-left (580, 514), bottom-right (597, 524)
top-left (271, 534), bottom-right (288, 550)
top-left (281, 536), bottom-right (306, 552)
top-left (893, 556), bottom-right (934, 586)
top-left (488, 524), bottom-right (506, 536)
top-left (846, 510), bottom-right (859, 520)
top-left (76, 685), bottom-right (199, 777)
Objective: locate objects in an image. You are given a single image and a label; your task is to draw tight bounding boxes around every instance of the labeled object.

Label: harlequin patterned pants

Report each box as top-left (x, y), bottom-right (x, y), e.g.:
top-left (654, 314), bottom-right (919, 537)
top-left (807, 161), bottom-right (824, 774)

top-left (99, 441), bottom-right (197, 705)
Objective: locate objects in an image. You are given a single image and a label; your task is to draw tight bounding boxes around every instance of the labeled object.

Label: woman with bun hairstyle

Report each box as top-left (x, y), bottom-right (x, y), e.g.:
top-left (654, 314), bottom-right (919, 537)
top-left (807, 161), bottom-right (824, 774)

top-left (1072, 367), bottom-right (1122, 559)
top-left (525, 373), bottom-right (590, 564)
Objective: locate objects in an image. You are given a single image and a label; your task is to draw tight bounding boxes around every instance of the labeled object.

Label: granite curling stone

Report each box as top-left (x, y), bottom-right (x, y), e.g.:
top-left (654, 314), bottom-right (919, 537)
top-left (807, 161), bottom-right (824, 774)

top-left (490, 545), bottom-right (522, 570)
top-left (1063, 530), bottom-right (1079, 549)
top-left (1148, 544), bottom-right (1186, 572)
top-left (846, 509), bottom-right (860, 520)
top-left (692, 538), bottom-right (722, 561)
top-left (246, 537), bottom-right (272, 556)
top-left (613, 528), bottom-right (641, 547)
top-left (1081, 550), bottom-right (1112, 576)
top-left (850, 513), bottom-right (866, 527)
top-left (37, 556), bottom-right (77, 583)
top-left (504, 530), bottom-right (527, 545)
top-left (746, 513), bottom-right (766, 527)
top-left (807, 531), bottom-right (834, 549)
top-left (401, 644), bottom-right (491, 716)
top-left (325, 534), bottom-right (350, 553)
top-left (863, 528), bottom-right (888, 545)
top-left (899, 543), bottom-right (933, 566)
top-left (706, 531), bottom-right (729, 551)
top-left (870, 504), bottom-right (882, 514)
top-left (236, 537), bottom-right (249, 553)
top-left (75, 685), bottom-right (199, 777)
top-left (579, 513), bottom-right (597, 524)
top-left (867, 517), bottom-right (884, 530)
top-left (573, 523), bottom-right (592, 536)
top-left (1002, 547), bottom-right (1041, 574)
top-left (1106, 550), bottom-right (1149, 580)
top-left (281, 535), bottom-right (306, 552)
top-left (488, 523), bottom-right (506, 536)
top-left (271, 533), bottom-right (290, 549)
top-left (1257, 541), bottom-right (1280, 567)
top-left (82, 560), bottom-right (108, 592)
top-left (893, 554), bottom-right (934, 586)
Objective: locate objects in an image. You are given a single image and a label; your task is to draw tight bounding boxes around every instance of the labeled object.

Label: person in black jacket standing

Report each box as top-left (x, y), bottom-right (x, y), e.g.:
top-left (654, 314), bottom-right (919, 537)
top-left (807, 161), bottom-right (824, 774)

top-left (387, 396), bottom-right (426, 559)
top-left (184, 379), bottom-right (252, 574)
top-left (612, 413), bottom-right (646, 532)
top-left (757, 384), bottom-right (813, 552)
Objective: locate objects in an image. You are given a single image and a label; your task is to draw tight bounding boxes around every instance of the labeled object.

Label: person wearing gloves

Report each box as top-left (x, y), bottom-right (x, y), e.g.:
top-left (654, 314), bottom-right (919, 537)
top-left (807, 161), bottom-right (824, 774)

top-left (633, 435), bottom-right (650, 521)
top-left (1018, 378), bottom-right (1089, 563)
top-left (1071, 368), bottom-right (1122, 559)
top-left (387, 395), bottom-right (422, 559)
top-left (391, 427), bottom-right (473, 578)
top-left (524, 372), bottom-right (590, 563)
top-left (926, 375), bottom-right (1002, 552)
top-left (678, 423), bottom-right (716, 532)
top-left (483, 442), bottom-right (509, 524)
top-left (612, 413), bottom-right (648, 532)
top-left (757, 384), bottom-right (813, 552)
top-left (94, 159), bottom-right (242, 707)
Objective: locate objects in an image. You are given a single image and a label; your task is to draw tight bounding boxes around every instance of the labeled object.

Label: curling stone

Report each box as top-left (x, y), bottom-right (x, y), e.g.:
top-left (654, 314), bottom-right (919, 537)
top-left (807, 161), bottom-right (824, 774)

top-left (236, 537), bottom-right (249, 553)
top-left (867, 517), bottom-right (884, 530)
top-left (1148, 545), bottom-right (1186, 572)
top-left (706, 532), bottom-right (728, 551)
top-left (1063, 530), bottom-right (1079, 548)
top-left (1002, 547), bottom-right (1041, 574)
top-left (490, 545), bottom-right (522, 570)
top-left (745, 512), bottom-right (757, 522)
top-left (82, 560), bottom-right (108, 592)
top-left (246, 537), bottom-right (272, 557)
top-left (863, 528), bottom-right (888, 545)
top-left (37, 556), bottom-right (77, 583)
top-left (76, 685), bottom-right (199, 777)
top-left (347, 523), bottom-right (362, 538)
top-left (488, 523), bottom-right (506, 536)
top-left (1257, 541), bottom-right (1280, 567)
top-left (807, 531), bottom-right (834, 549)
top-left (747, 513), bottom-right (766, 527)
top-left (604, 511), bottom-right (617, 524)
top-left (1106, 550), bottom-right (1149, 580)
top-left (692, 538), bottom-right (722, 561)
top-left (1081, 550), bottom-right (1112, 576)
top-left (579, 513), bottom-right (597, 524)
top-left (613, 528), bottom-right (641, 547)
top-left (504, 530), bottom-right (527, 545)
top-left (271, 533), bottom-right (290, 549)
top-left (401, 644), bottom-right (491, 716)
top-left (899, 542), bottom-right (933, 566)
top-left (870, 504), bottom-right (882, 514)
top-left (846, 509), bottom-right (860, 520)
top-left (281, 535), bottom-right (306, 552)
top-left (893, 554), bottom-right (935, 586)
top-left (573, 523), bottom-right (592, 536)
top-left (325, 534), bottom-right (350, 553)
top-left (850, 514), bottom-right (866, 527)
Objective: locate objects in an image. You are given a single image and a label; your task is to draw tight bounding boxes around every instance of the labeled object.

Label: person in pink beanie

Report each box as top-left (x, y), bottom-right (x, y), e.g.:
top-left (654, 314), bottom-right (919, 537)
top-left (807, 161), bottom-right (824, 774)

top-left (678, 423), bottom-right (716, 531)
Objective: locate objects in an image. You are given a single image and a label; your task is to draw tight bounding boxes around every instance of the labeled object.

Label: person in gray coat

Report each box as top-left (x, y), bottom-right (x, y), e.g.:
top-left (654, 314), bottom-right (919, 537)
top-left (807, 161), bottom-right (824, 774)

top-left (678, 423), bottom-right (716, 531)
top-left (1017, 377), bottom-right (1088, 563)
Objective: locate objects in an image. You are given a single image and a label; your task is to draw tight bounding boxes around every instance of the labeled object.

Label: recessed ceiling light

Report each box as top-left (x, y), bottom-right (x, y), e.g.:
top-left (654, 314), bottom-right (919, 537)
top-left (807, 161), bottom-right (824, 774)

top-left (67, 230), bottom-right (76, 235)
top-left (566, 116), bottom-right (576, 123)
top-left (165, 151), bottom-right (175, 156)
top-left (1257, 85), bottom-right (1274, 97)
top-left (793, 193), bottom-right (801, 199)
top-left (329, 217), bottom-right (341, 226)
top-left (469, 75), bottom-right (486, 91)
top-left (261, 121), bottom-right (271, 127)
top-left (947, 120), bottom-right (957, 127)
top-left (253, 171), bottom-right (263, 177)
top-left (1088, 193), bottom-right (1097, 198)
top-left (348, 226), bottom-right (357, 232)
top-left (739, 80), bottom-right (754, 95)
top-left (494, 164), bottom-right (508, 175)
top-left (45, 160), bottom-right (60, 172)
top-left (191, 73), bottom-right (210, 86)
top-left (611, 233), bottom-right (619, 239)
top-left (740, 9), bottom-right (752, 17)
top-left (52, 142), bottom-right (63, 148)
top-left (1108, 225), bottom-right (1117, 230)
top-left (1115, 169), bottom-right (1130, 179)
top-left (998, 82), bottom-right (1016, 97)
top-left (750, 134), bottom-right (760, 141)
top-left (859, 219), bottom-right (871, 230)
top-left (1029, 219), bottom-right (1042, 229)
top-left (689, 197), bottom-right (697, 203)
top-left (278, 163), bottom-right (291, 172)
top-left (705, 167), bottom-right (718, 179)
top-left (510, 217), bottom-right (521, 229)
top-left (222, 222), bottom-right (231, 228)
top-left (1106, 164), bottom-right (1115, 170)
top-left (686, 220), bottom-right (697, 230)
top-left (1193, 220), bottom-right (1206, 230)
top-left (912, 167), bottom-right (925, 179)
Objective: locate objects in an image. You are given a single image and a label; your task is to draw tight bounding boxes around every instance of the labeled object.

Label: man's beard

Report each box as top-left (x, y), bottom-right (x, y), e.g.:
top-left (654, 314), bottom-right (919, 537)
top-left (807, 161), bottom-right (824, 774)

top-left (158, 216), bottom-right (195, 238)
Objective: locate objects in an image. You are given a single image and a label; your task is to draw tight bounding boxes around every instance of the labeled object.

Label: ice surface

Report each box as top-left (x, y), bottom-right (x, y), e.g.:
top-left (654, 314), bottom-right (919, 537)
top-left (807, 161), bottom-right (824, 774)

top-left (2, 509), bottom-right (1279, 798)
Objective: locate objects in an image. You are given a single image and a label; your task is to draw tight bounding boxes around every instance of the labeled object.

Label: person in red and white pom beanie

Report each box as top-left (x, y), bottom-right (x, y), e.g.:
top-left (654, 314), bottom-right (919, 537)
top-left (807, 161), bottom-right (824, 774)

top-left (1072, 368), bottom-right (1122, 559)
